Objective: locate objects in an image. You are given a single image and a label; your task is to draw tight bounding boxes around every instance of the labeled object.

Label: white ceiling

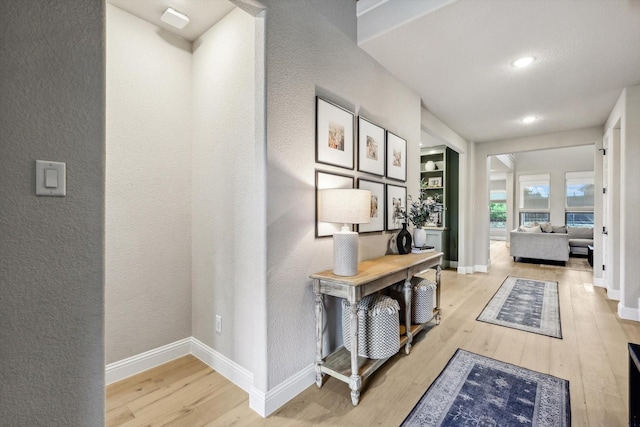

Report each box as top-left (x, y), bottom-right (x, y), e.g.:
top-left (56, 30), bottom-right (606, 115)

top-left (106, 0), bottom-right (639, 144)
top-left (359, 0), bottom-right (640, 143)
top-left (107, 0), bottom-right (235, 42)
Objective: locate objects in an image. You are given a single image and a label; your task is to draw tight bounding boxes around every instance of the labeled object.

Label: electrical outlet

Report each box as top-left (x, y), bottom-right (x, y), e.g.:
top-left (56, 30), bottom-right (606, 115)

top-left (216, 315), bottom-right (222, 334)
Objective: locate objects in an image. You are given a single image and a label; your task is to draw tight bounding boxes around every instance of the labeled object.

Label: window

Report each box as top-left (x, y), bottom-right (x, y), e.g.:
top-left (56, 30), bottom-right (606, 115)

top-left (519, 174), bottom-right (550, 209)
top-left (519, 174), bottom-right (549, 225)
top-left (520, 212), bottom-right (550, 226)
top-left (565, 171), bottom-right (594, 209)
top-left (565, 172), bottom-right (594, 227)
top-left (490, 190), bottom-right (506, 229)
top-left (566, 211), bottom-right (594, 227)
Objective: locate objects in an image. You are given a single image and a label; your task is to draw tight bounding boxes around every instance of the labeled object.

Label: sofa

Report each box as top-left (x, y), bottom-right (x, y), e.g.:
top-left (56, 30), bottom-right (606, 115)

top-left (567, 226), bottom-right (594, 255)
top-left (510, 225), bottom-right (569, 262)
top-left (509, 223), bottom-right (594, 262)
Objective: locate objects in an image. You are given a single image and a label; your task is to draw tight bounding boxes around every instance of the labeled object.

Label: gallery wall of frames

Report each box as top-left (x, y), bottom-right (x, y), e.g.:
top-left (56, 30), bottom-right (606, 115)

top-left (314, 96), bottom-right (409, 237)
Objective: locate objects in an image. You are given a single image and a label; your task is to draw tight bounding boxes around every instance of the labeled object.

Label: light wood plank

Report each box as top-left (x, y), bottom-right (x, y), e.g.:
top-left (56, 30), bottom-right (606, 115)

top-left (106, 355), bottom-right (204, 411)
top-left (106, 242), bottom-right (640, 426)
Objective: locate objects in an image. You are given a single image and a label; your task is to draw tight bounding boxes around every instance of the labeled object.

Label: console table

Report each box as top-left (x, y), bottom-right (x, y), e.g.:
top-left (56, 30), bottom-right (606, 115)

top-left (310, 252), bottom-right (443, 406)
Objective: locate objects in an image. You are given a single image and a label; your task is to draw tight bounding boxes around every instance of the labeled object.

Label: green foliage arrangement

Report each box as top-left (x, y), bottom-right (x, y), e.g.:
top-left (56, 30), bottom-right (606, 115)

top-left (408, 179), bottom-right (441, 228)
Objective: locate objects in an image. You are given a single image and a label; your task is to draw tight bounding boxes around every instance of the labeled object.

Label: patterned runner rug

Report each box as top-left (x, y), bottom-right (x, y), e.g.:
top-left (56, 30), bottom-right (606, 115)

top-left (477, 276), bottom-right (562, 338)
top-left (401, 349), bottom-right (570, 427)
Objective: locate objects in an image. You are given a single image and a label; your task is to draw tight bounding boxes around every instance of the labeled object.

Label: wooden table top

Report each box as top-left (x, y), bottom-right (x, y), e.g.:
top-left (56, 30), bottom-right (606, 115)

top-left (310, 252), bottom-right (443, 286)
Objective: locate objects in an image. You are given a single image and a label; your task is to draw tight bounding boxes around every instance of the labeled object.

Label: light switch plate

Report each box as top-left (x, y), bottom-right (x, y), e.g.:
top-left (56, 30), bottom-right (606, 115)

top-left (36, 160), bottom-right (66, 196)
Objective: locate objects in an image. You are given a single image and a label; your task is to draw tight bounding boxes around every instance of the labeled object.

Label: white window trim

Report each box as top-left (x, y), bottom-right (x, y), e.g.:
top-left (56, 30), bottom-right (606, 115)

top-left (519, 173), bottom-right (550, 182)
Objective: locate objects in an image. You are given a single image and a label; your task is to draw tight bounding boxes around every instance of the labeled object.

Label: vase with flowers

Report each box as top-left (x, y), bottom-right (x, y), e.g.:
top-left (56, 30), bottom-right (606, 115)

top-left (408, 180), bottom-right (442, 247)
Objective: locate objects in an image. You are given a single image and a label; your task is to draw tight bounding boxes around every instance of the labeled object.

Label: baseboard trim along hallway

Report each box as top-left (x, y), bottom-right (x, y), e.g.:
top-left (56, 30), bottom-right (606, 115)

top-left (105, 337), bottom-right (314, 417)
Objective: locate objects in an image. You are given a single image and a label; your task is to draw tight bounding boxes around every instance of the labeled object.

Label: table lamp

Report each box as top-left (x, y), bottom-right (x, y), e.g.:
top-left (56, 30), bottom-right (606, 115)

top-left (319, 188), bottom-right (371, 276)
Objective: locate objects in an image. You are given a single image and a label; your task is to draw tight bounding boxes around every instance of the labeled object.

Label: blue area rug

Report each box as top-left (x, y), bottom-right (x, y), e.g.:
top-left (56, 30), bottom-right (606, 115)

top-left (477, 276), bottom-right (562, 338)
top-left (401, 349), bottom-right (570, 426)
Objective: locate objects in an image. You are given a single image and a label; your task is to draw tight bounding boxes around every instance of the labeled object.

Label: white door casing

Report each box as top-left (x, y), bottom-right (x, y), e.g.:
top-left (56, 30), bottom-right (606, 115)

top-left (602, 131), bottom-right (609, 290)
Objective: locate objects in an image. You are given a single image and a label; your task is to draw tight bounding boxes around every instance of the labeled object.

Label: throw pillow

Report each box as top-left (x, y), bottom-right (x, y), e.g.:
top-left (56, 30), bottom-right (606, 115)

top-left (539, 222), bottom-right (553, 233)
top-left (522, 225), bottom-right (542, 233)
top-left (552, 225), bottom-right (567, 234)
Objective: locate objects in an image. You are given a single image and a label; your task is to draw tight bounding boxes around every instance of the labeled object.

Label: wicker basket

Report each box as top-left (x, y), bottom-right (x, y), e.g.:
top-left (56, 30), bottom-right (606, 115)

top-left (341, 294), bottom-right (400, 359)
top-left (390, 277), bottom-right (436, 324)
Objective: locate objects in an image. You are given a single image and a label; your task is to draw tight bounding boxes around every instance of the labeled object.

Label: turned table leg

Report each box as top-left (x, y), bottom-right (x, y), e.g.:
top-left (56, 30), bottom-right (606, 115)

top-left (349, 301), bottom-right (362, 405)
top-left (403, 277), bottom-right (413, 355)
top-left (314, 282), bottom-right (324, 388)
top-left (435, 264), bottom-right (442, 324)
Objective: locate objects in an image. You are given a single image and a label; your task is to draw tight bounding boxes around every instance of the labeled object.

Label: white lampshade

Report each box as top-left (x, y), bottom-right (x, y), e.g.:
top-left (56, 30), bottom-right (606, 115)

top-left (318, 189), bottom-right (371, 276)
top-left (318, 189), bottom-right (371, 225)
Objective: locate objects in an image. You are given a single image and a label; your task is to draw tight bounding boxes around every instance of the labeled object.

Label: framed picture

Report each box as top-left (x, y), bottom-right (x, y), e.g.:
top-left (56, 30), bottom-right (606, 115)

top-left (428, 177), bottom-right (442, 188)
top-left (357, 117), bottom-right (385, 176)
top-left (316, 97), bottom-right (354, 170)
top-left (357, 179), bottom-right (385, 233)
top-left (386, 131), bottom-right (407, 181)
top-left (386, 184), bottom-right (406, 231)
top-left (315, 170), bottom-right (354, 237)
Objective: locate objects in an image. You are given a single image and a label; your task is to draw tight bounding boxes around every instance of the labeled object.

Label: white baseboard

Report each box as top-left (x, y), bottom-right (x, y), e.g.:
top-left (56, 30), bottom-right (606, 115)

top-left (105, 337), bottom-right (253, 393)
top-left (250, 364), bottom-right (315, 417)
top-left (593, 277), bottom-right (603, 287)
top-left (449, 261), bottom-right (458, 269)
top-left (618, 303), bottom-right (640, 321)
top-left (105, 337), bottom-right (313, 418)
top-left (105, 337), bottom-right (191, 385)
top-left (474, 264), bottom-right (488, 273)
top-left (190, 337), bottom-right (254, 393)
top-left (607, 288), bottom-right (620, 301)
top-left (457, 266), bottom-right (475, 274)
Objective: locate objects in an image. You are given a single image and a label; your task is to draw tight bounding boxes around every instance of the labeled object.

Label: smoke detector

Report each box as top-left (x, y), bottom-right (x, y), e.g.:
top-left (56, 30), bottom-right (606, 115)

top-left (160, 7), bottom-right (190, 29)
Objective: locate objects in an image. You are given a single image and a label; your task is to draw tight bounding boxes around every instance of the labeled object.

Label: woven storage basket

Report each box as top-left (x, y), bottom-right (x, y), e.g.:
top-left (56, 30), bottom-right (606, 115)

top-left (390, 277), bottom-right (436, 324)
top-left (341, 294), bottom-right (400, 359)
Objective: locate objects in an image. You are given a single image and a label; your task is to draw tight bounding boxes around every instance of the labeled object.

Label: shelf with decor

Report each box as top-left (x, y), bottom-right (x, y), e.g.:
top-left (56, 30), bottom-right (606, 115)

top-left (420, 148), bottom-right (446, 225)
top-left (417, 146), bottom-right (459, 268)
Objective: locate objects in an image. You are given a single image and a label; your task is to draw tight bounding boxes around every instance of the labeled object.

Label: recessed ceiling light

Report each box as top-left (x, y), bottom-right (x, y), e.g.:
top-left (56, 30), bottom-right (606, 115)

top-left (160, 7), bottom-right (190, 30)
top-left (512, 56), bottom-right (536, 68)
top-left (521, 116), bottom-right (537, 124)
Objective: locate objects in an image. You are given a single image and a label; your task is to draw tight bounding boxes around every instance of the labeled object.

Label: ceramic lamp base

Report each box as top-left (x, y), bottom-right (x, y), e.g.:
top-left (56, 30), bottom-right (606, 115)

top-left (333, 230), bottom-right (359, 276)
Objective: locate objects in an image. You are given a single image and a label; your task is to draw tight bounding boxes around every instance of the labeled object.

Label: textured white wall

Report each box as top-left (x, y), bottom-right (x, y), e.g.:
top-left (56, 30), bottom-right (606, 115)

top-left (421, 108), bottom-right (469, 269)
top-left (191, 8), bottom-right (261, 373)
top-left (262, 0), bottom-right (422, 387)
top-left (513, 145), bottom-right (594, 225)
top-left (0, 0), bottom-right (105, 423)
top-left (105, 4), bottom-right (193, 363)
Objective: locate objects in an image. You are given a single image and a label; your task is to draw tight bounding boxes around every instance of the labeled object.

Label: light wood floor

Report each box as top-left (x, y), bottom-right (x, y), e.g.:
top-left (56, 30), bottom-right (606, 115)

top-left (106, 242), bottom-right (640, 426)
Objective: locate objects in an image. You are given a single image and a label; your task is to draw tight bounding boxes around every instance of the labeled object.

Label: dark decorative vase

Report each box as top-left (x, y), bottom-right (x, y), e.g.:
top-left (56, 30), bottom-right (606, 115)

top-left (396, 222), bottom-right (412, 254)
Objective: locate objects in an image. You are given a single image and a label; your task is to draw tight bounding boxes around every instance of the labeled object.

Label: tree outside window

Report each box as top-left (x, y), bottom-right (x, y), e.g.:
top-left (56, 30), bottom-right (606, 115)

top-left (490, 190), bottom-right (506, 229)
